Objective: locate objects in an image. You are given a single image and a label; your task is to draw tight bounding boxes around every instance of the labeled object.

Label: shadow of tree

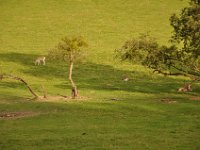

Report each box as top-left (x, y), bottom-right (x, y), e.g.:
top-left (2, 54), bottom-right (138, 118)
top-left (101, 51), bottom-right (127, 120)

top-left (55, 63), bottom-right (181, 94)
top-left (0, 81), bottom-right (26, 89)
top-left (0, 52), bottom-right (40, 66)
top-left (0, 52), bottom-right (66, 79)
top-left (0, 52), bottom-right (188, 94)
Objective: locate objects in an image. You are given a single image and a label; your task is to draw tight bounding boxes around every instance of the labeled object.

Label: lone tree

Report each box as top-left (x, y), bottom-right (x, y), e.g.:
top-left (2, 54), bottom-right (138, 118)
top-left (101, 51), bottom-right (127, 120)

top-left (49, 36), bottom-right (88, 98)
top-left (116, 0), bottom-right (200, 78)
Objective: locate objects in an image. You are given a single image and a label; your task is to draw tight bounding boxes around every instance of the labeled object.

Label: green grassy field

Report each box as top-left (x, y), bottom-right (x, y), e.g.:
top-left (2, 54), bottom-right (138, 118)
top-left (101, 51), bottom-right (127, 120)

top-left (1, 0), bottom-right (200, 149)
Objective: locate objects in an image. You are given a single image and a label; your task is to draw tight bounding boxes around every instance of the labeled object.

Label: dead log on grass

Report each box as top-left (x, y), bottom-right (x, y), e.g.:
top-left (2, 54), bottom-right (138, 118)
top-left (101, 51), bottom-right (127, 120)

top-left (0, 74), bottom-right (39, 99)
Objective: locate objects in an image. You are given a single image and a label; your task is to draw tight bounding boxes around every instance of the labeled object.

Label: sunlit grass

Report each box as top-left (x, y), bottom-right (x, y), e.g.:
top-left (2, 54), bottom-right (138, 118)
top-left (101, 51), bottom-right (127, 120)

top-left (0, 0), bottom-right (200, 149)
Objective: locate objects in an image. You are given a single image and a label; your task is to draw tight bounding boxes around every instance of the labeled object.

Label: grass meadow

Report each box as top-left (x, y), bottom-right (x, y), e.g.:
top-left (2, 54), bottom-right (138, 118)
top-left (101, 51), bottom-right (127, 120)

top-left (0, 0), bottom-right (200, 149)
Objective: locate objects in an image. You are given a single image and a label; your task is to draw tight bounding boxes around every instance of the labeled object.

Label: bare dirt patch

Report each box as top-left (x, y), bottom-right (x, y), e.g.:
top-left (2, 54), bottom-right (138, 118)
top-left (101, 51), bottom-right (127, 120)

top-left (190, 97), bottom-right (200, 101)
top-left (0, 111), bottom-right (39, 119)
top-left (160, 98), bottom-right (177, 104)
top-left (35, 95), bottom-right (90, 102)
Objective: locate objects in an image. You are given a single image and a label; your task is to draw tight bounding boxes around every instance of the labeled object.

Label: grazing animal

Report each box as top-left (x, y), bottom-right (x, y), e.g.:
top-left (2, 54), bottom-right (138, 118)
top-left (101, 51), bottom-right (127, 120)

top-left (35, 56), bottom-right (46, 65)
top-left (178, 83), bottom-right (192, 92)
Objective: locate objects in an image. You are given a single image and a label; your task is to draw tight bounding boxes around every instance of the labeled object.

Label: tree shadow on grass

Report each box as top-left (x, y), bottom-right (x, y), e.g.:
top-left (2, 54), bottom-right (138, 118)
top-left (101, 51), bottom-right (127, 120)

top-left (0, 52), bottom-right (67, 79)
top-left (0, 81), bottom-right (26, 89)
top-left (54, 63), bottom-right (182, 94)
top-left (0, 52), bottom-right (40, 66)
top-left (50, 63), bottom-right (184, 94)
top-left (0, 52), bottom-right (189, 95)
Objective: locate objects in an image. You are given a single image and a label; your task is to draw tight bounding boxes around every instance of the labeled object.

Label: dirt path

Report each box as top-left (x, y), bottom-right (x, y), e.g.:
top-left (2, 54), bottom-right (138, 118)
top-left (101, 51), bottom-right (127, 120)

top-left (0, 111), bottom-right (39, 119)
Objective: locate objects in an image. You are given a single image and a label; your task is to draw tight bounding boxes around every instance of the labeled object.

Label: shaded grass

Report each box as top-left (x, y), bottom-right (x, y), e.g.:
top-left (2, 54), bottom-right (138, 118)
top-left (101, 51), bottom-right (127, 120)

top-left (0, 52), bottom-right (190, 94)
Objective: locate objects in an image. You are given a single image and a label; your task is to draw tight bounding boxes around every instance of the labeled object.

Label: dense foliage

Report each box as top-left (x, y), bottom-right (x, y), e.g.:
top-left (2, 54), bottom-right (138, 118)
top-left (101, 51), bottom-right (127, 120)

top-left (48, 36), bottom-right (88, 63)
top-left (116, 0), bottom-right (200, 78)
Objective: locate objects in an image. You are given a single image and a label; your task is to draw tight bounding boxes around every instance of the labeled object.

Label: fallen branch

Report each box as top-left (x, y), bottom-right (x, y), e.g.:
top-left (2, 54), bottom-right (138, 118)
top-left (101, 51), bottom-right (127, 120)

top-left (0, 74), bottom-right (39, 99)
top-left (152, 69), bottom-right (187, 76)
top-left (57, 94), bottom-right (68, 98)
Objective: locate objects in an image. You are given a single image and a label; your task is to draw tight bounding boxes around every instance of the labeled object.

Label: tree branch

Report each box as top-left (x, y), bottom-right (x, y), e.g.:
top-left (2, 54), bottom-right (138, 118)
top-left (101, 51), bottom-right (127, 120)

top-left (171, 65), bottom-right (200, 77)
top-left (152, 69), bottom-right (187, 76)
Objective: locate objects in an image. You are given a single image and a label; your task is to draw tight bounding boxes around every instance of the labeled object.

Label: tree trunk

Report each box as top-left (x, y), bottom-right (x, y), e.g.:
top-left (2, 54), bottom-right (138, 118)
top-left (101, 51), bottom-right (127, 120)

top-left (42, 85), bottom-right (47, 99)
top-left (68, 62), bottom-right (78, 98)
top-left (0, 74), bottom-right (39, 98)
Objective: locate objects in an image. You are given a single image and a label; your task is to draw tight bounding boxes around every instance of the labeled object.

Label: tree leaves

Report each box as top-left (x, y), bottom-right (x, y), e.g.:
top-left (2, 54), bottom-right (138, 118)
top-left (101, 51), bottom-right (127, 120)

top-left (48, 36), bottom-right (88, 63)
top-left (116, 1), bottom-right (200, 78)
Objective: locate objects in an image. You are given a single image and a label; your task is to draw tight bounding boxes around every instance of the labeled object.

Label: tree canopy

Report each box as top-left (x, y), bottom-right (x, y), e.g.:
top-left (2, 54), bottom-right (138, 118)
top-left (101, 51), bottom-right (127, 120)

top-left (116, 0), bottom-right (200, 78)
top-left (48, 36), bottom-right (88, 63)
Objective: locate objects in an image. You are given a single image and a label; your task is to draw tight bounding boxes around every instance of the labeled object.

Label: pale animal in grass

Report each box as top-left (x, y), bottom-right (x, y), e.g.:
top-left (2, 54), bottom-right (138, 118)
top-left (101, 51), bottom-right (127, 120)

top-left (122, 75), bottom-right (130, 81)
top-left (123, 77), bottom-right (129, 81)
top-left (178, 83), bottom-right (192, 92)
top-left (35, 56), bottom-right (46, 65)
